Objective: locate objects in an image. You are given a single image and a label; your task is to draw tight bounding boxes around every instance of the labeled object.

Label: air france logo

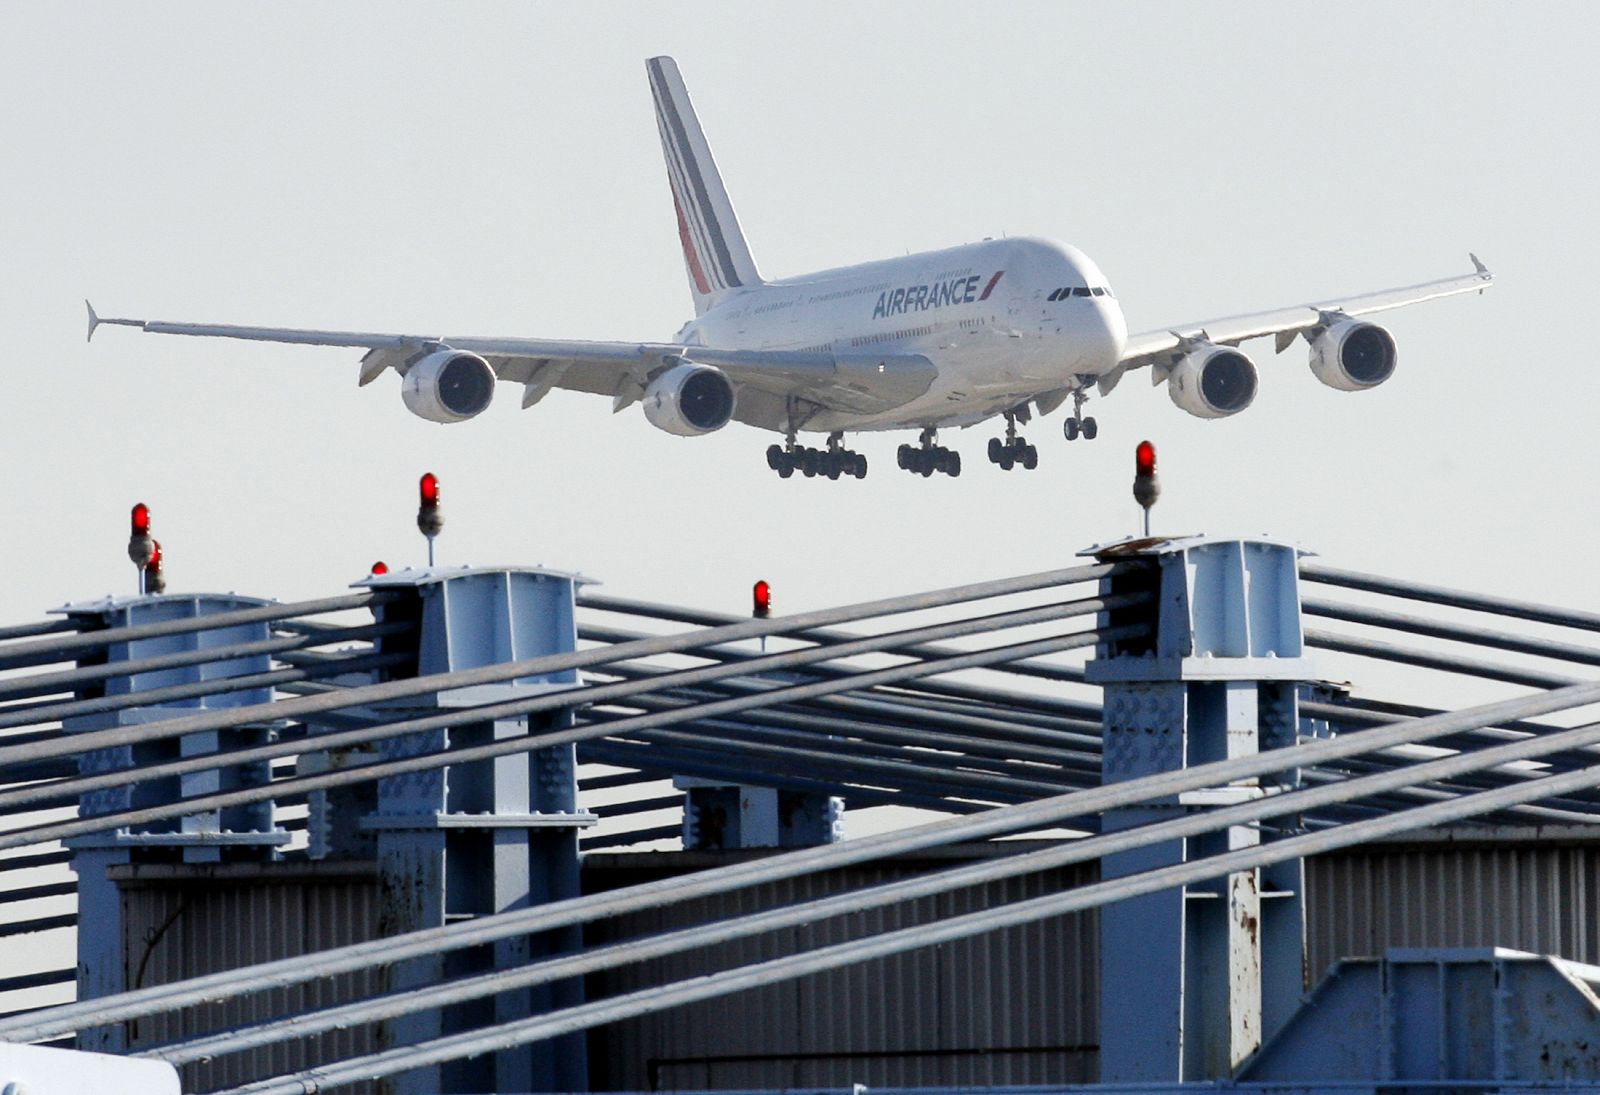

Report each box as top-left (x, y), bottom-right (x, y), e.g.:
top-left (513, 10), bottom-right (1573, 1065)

top-left (871, 271), bottom-right (1004, 320)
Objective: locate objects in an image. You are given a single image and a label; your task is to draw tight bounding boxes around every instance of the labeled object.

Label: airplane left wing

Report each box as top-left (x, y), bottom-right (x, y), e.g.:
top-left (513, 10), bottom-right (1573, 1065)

top-left (1117, 255), bottom-right (1494, 369)
top-left (85, 305), bottom-right (938, 417)
top-left (479, 344), bottom-right (936, 416)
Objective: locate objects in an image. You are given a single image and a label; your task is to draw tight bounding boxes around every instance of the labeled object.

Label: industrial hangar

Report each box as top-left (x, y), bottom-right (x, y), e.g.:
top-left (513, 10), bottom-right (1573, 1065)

top-left (5, 473), bottom-right (1600, 1094)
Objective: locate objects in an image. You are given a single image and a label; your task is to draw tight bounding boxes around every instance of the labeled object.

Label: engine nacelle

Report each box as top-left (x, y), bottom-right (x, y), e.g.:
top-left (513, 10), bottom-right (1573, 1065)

top-left (400, 350), bottom-right (496, 424)
top-left (642, 362), bottom-right (735, 436)
top-left (1167, 345), bottom-right (1258, 419)
top-left (1309, 319), bottom-right (1397, 391)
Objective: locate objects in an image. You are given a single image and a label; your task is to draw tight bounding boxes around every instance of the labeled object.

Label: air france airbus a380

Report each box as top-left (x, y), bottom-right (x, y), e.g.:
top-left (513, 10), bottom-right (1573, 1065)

top-left (89, 56), bottom-right (1493, 480)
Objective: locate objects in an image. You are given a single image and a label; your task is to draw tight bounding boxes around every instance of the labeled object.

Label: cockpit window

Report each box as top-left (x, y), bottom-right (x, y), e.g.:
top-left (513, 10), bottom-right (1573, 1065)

top-left (1048, 285), bottom-right (1113, 301)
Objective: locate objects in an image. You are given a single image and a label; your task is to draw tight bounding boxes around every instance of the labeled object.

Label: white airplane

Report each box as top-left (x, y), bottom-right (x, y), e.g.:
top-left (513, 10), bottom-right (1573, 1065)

top-left (88, 56), bottom-right (1493, 481)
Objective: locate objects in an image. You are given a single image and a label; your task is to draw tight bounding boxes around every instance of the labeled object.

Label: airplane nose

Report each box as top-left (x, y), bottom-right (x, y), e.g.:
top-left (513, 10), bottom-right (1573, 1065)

top-left (1084, 298), bottom-right (1127, 372)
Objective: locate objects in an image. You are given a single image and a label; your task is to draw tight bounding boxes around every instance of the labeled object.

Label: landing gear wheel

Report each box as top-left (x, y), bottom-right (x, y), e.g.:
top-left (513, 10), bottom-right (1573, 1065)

top-left (1081, 417), bottom-right (1098, 440)
top-left (904, 429), bottom-right (960, 477)
top-left (988, 437), bottom-right (1003, 463)
top-left (999, 447), bottom-right (1015, 471)
top-left (1064, 417), bottom-right (1081, 441)
top-left (1022, 443), bottom-right (1038, 470)
top-left (772, 438), bottom-right (866, 481)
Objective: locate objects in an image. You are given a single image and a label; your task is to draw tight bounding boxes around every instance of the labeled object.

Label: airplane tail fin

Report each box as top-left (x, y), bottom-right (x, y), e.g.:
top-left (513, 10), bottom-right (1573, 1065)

top-left (647, 56), bottom-right (763, 315)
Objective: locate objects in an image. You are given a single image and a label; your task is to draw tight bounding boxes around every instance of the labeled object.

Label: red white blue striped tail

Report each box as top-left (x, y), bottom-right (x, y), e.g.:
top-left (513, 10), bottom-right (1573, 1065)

top-left (648, 56), bottom-right (763, 315)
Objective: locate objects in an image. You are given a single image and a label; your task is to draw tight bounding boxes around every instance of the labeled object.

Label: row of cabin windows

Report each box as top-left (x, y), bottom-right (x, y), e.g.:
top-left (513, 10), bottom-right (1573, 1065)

top-left (850, 323), bottom-right (938, 347)
top-left (848, 317), bottom-right (987, 348)
top-left (1048, 286), bottom-right (1114, 301)
top-left (808, 282), bottom-right (889, 304)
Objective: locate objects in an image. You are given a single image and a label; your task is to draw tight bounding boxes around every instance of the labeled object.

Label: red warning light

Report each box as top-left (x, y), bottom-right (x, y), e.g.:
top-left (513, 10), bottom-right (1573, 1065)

top-left (417, 472), bottom-right (444, 546)
top-left (1132, 440), bottom-right (1161, 535)
top-left (1135, 441), bottom-right (1157, 478)
top-left (752, 579), bottom-right (772, 619)
top-left (370, 561), bottom-right (390, 576)
top-left (146, 541), bottom-right (163, 571)
top-left (127, 502), bottom-right (156, 570)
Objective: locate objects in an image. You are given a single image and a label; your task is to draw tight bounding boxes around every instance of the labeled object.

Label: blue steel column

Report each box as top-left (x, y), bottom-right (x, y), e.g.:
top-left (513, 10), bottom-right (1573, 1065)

top-left (355, 567), bottom-right (595, 1095)
top-left (56, 593), bottom-right (287, 1052)
top-left (1086, 537), bottom-right (1313, 1082)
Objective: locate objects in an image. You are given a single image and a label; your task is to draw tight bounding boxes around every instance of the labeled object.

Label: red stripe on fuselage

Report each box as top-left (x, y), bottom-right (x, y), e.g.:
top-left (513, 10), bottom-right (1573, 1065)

top-left (978, 270), bottom-right (1005, 301)
top-left (674, 194), bottom-right (712, 295)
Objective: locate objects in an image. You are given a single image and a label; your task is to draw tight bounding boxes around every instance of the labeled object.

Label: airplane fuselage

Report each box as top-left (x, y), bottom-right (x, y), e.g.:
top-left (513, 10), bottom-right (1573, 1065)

top-left (679, 237), bottom-right (1128, 434)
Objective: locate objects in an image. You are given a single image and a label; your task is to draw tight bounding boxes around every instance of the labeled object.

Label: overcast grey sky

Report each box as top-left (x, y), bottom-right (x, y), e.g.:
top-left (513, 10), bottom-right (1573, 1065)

top-left (2, 2), bottom-right (1592, 622)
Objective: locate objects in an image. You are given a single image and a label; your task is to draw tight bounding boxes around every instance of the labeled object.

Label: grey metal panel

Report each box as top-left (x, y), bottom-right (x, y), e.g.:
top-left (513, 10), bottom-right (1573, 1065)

top-left (114, 868), bottom-right (382, 1094)
top-left (584, 851), bottom-right (1098, 1091)
top-left (1305, 840), bottom-right (1600, 982)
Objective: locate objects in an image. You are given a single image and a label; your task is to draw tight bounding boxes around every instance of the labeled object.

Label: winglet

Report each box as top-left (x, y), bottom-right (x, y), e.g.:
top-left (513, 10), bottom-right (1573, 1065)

top-left (85, 302), bottom-right (145, 342)
top-left (1470, 252), bottom-right (1490, 277)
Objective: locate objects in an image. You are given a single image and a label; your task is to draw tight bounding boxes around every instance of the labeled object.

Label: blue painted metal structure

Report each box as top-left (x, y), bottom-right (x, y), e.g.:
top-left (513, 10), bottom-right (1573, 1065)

top-left (352, 566), bottom-right (594, 1094)
top-left (1087, 538), bottom-right (1311, 1082)
top-left (1241, 947), bottom-right (1600, 1085)
top-left (54, 592), bottom-right (288, 1052)
top-left (678, 779), bottom-right (843, 849)
top-left (6, 538), bottom-right (1600, 1093)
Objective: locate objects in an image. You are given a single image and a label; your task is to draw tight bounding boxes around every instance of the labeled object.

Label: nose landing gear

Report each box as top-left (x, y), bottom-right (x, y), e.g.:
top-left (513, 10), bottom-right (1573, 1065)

top-left (1062, 389), bottom-right (1098, 441)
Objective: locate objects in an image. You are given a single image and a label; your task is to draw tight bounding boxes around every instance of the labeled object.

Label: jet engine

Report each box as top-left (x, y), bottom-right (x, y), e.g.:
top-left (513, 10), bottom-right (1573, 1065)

top-left (1167, 345), bottom-right (1258, 419)
top-left (642, 362), bottom-right (735, 436)
top-left (400, 350), bottom-right (496, 423)
top-left (1309, 318), bottom-right (1397, 391)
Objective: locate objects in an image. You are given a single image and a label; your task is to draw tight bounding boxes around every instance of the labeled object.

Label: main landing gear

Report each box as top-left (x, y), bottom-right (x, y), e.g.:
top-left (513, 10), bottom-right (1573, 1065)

top-left (1062, 389), bottom-right (1099, 441)
top-left (898, 427), bottom-right (961, 478)
top-left (767, 432), bottom-right (867, 480)
top-left (988, 412), bottom-right (1039, 471)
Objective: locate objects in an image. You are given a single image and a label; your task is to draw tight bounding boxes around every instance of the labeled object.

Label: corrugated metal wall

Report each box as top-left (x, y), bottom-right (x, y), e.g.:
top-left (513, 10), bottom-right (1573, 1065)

top-left (1305, 837), bottom-right (1600, 980)
top-left (114, 864), bottom-right (382, 1095)
top-left (103, 832), bottom-right (1600, 1092)
top-left (583, 848), bottom-right (1099, 1091)
top-left (586, 834), bottom-right (1600, 1091)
